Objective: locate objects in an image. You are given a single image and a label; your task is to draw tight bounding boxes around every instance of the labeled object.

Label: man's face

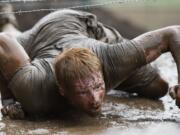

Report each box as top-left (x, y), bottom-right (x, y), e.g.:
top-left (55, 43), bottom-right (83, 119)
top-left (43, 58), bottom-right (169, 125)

top-left (65, 72), bottom-right (105, 115)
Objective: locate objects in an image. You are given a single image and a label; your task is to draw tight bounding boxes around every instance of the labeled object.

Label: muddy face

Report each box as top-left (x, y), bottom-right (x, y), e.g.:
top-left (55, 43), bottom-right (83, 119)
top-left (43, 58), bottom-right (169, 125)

top-left (66, 72), bottom-right (105, 115)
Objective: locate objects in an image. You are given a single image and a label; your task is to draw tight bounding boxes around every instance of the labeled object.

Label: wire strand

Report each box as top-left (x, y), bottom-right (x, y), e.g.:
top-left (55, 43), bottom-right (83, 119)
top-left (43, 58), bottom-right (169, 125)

top-left (0, 0), bottom-right (45, 3)
top-left (0, 0), bottom-right (155, 15)
top-left (0, 0), bottom-right (125, 15)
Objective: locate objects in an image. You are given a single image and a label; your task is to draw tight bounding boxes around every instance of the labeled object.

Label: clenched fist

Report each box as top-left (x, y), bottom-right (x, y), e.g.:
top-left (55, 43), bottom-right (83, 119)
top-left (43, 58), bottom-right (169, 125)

top-left (1, 102), bottom-right (25, 119)
top-left (169, 85), bottom-right (180, 108)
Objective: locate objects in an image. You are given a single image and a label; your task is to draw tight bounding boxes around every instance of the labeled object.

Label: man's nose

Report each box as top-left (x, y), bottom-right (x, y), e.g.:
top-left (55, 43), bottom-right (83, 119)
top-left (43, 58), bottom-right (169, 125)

top-left (90, 92), bottom-right (101, 106)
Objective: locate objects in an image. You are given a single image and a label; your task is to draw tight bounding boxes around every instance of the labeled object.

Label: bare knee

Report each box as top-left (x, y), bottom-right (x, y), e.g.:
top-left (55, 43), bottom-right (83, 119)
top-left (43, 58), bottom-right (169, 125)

top-left (138, 75), bottom-right (168, 99)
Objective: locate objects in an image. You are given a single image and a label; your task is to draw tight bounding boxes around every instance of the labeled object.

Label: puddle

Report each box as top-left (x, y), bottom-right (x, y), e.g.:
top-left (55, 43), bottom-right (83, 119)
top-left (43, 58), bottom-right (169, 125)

top-left (0, 52), bottom-right (179, 135)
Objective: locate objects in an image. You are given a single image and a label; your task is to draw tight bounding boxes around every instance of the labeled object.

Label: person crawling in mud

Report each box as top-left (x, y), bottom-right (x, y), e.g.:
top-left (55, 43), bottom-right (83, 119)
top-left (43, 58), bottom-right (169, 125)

top-left (0, 4), bottom-right (180, 119)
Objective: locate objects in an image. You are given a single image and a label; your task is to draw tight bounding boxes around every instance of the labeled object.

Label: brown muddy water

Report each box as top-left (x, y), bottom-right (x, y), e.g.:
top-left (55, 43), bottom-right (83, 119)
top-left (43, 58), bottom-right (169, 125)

top-left (0, 53), bottom-right (180, 135)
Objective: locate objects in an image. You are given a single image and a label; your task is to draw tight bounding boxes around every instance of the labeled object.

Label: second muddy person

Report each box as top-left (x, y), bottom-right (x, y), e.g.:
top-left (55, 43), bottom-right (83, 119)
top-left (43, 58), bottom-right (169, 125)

top-left (0, 4), bottom-right (179, 119)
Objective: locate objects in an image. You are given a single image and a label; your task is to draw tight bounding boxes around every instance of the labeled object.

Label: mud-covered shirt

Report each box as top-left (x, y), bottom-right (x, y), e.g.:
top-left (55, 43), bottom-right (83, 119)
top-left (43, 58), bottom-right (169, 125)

top-left (9, 9), bottom-right (146, 115)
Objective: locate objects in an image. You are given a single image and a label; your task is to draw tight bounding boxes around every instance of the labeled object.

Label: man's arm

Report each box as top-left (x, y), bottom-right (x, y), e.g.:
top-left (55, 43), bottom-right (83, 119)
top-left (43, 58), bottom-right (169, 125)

top-left (132, 26), bottom-right (178, 64)
top-left (0, 33), bottom-right (29, 119)
top-left (0, 33), bottom-right (30, 80)
top-left (132, 26), bottom-right (180, 107)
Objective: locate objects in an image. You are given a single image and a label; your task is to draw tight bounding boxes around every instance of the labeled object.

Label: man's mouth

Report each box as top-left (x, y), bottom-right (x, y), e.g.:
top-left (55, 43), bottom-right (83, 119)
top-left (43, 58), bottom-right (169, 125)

top-left (90, 106), bottom-right (101, 113)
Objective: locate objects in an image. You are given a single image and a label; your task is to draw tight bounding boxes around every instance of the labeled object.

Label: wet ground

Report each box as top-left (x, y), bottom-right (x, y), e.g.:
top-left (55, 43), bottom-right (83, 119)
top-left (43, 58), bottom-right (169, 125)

top-left (0, 53), bottom-right (179, 135)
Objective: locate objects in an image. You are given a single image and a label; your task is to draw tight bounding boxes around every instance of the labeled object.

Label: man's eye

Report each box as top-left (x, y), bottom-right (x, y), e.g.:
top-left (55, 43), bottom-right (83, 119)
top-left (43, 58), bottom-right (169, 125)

top-left (95, 86), bottom-right (100, 89)
top-left (94, 85), bottom-right (103, 90)
top-left (78, 92), bottom-right (87, 95)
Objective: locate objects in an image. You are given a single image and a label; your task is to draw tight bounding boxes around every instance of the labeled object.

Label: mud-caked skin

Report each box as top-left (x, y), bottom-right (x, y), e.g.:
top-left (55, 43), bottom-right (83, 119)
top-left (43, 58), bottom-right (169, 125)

top-left (133, 26), bottom-right (180, 106)
top-left (1, 7), bottom-right (180, 119)
top-left (1, 102), bottom-right (25, 119)
top-left (169, 85), bottom-right (180, 108)
top-left (61, 71), bottom-right (105, 116)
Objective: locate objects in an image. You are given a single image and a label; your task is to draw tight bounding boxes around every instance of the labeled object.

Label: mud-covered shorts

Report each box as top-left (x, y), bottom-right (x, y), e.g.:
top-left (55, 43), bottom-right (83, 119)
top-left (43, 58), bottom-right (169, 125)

top-left (115, 64), bottom-right (158, 93)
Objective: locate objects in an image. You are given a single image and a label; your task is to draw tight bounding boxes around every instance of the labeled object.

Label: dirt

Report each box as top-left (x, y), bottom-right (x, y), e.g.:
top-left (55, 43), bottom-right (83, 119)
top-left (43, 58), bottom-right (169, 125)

top-left (0, 93), bottom-right (179, 135)
top-left (1, 2), bottom-right (180, 135)
top-left (0, 53), bottom-right (179, 135)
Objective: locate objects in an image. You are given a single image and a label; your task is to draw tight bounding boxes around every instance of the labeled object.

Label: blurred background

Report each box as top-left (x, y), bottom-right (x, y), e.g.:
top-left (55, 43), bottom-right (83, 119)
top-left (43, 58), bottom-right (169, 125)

top-left (7, 0), bottom-right (180, 39)
top-left (0, 1), bottom-right (180, 135)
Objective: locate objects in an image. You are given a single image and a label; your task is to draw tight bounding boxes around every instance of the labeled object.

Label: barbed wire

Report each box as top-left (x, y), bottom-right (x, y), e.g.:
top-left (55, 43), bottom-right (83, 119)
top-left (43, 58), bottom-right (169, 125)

top-left (0, 0), bottom-right (126, 15)
top-left (0, 0), bottom-right (45, 3)
top-left (0, 0), bottom-right (156, 15)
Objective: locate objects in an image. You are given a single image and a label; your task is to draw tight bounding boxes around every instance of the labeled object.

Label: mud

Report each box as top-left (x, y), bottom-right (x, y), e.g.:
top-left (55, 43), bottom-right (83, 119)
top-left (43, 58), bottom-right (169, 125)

top-left (0, 53), bottom-right (179, 135)
top-left (0, 1), bottom-right (179, 134)
top-left (0, 94), bottom-right (180, 135)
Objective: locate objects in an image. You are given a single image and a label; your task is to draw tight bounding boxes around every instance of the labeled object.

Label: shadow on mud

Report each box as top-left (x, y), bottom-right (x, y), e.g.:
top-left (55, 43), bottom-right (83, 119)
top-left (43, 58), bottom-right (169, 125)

top-left (0, 92), bottom-right (179, 135)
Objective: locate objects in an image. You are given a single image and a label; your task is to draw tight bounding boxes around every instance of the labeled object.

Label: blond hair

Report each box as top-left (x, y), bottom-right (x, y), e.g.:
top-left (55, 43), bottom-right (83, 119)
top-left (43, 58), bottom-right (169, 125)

top-left (55, 48), bottom-right (102, 89)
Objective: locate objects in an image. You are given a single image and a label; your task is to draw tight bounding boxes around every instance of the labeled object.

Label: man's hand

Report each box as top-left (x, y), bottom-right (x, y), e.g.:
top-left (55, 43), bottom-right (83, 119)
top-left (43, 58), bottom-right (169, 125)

top-left (169, 85), bottom-right (180, 108)
top-left (1, 102), bottom-right (25, 119)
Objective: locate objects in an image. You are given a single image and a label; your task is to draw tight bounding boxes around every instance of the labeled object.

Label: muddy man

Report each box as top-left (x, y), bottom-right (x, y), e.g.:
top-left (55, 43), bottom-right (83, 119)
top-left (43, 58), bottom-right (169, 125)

top-left (0, 4), bottom-right (179, 119)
